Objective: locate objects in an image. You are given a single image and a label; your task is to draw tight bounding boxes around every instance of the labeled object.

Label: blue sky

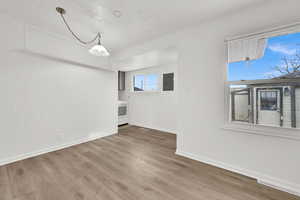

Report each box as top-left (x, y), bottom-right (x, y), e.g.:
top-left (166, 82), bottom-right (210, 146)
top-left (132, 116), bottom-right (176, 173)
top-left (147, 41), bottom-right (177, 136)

top-left (134, 74), bottom-right (158, 90)
top-left (228, 32), bottom-right (300, 81)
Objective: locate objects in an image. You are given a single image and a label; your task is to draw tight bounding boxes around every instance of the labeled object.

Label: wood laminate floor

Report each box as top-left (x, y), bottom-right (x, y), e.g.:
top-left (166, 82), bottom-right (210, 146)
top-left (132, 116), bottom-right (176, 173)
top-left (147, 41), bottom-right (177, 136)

top-left (0, 125), bottom-right (299, 200)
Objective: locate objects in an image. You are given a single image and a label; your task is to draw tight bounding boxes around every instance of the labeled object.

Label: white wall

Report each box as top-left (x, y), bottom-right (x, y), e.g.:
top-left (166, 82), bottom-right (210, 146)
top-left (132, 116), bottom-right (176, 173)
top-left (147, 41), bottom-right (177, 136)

top-left (119, 64), bottom-right (178, 133)
top-left (0, 14), bottom-right (117, 165)
top-left (115, 0), bottom-right (300, 195)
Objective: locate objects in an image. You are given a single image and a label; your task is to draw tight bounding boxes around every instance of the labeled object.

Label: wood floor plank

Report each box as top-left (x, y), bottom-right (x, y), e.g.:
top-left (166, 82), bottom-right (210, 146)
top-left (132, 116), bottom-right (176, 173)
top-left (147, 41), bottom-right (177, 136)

top-left (0, 125), bottom-right (299, 200)
top-left (13, 192), bottom-right (37, 200)
top-left (95, 135), bottom-right (255, 200)
top-left (73, 144), bottom-right (175, 200)
top-left (22, 157), bottom-right (74, 200)
top-left (0, 166), bottom-right (13, 200)
top-left (6, 161), bottom-right (35, 199)
top-left (85, 141), bottom-right (194, 200)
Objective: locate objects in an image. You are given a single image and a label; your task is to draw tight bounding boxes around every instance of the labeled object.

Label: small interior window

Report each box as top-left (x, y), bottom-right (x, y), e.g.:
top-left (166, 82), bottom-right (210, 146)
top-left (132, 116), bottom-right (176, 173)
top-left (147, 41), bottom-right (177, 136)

top-left (134, 75), bottom-right (145, 91)
top-left (163, 73), bottom-right (174, 91)
top-left (133, 74), bottom-right (159, 92)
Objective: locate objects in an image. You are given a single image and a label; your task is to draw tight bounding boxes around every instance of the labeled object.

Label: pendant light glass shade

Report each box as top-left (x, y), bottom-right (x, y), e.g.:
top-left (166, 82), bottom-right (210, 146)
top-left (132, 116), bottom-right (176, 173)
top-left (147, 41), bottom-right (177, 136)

top-left (56, 7), bottom-right (110, 57)
top-left (89, 44), bottom-right (110, 56)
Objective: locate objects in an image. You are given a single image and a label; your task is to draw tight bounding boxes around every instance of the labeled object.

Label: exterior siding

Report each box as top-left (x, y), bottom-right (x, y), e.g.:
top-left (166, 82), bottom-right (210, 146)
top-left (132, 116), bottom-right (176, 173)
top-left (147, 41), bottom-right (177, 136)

top-left (295, 88), bottom-right (300, 128)
top-left (282, 92), bottom-right (292, 128)
top-left (233, 86), bottom-right (300, 128)
top-left (234, 95), bottom-right (249, 121)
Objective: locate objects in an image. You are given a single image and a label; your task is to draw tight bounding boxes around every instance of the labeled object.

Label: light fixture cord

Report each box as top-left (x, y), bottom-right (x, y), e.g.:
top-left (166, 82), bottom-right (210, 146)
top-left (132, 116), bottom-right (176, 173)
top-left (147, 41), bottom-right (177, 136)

top-left (59, 12), bottom-right (100, 45)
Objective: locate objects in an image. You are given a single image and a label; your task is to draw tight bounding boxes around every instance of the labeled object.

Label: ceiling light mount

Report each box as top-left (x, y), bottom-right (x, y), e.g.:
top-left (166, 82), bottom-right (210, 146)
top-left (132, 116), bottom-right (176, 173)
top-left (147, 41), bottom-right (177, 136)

top-left (56, 7), bottom-right (66, 15)
top-left (55, 7), bottom-right (109, 56)
top-left (112, 10), bottom-right (122, 18)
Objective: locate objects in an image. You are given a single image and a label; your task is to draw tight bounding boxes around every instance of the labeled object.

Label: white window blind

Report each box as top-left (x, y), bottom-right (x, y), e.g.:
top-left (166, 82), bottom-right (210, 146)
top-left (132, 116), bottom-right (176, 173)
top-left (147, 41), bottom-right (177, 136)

top-left (227, 22), bottom-right (300, 63)
top-left (228, 38), bottom-right (267, 63)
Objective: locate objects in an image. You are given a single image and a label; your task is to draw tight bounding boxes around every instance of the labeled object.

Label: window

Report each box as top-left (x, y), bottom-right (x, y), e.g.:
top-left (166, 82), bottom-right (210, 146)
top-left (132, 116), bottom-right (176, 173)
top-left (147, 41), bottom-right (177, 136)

top-left (227, 30), bottom-right (300, 129)
top-left (163, 73), bottom-right (174, 91)
top-left (146, 74), bottom-right (159, 91)
top-left (134, 75), bottom-right (145, 91)
top-left (231, 87), bottom-right (251, 122)
top-left (133, 74), bottom-right (159, 92)
top-left (260, 91), bottom-right (278, 111)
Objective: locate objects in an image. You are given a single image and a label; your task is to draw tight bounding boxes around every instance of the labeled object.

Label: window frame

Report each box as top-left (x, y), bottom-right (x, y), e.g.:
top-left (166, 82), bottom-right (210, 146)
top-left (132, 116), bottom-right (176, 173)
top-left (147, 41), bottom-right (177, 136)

top-left (224, 28), bottom-right (300, 141)
top-left (224, 81), bottom-right (300, 141)
top-left (259, 90), bottom-right (279, 111)
top-left (131, 71), bottom-right (175, 93)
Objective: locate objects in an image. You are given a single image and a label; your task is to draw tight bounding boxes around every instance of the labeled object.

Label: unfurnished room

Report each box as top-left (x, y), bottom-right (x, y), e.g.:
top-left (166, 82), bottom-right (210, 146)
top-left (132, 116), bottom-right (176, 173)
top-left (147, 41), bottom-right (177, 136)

top-left (1, 0), bottom-right (300, 200)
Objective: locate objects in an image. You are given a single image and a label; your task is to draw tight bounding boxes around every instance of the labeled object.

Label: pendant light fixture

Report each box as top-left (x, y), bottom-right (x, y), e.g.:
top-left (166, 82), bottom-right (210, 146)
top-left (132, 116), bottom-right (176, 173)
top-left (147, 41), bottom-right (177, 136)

top-left (56, 7), bottom-right (110, 57)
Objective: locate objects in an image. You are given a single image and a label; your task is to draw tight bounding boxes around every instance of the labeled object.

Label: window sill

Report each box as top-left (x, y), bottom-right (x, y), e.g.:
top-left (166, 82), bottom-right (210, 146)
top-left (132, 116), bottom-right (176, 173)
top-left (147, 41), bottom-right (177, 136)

top-left (132, 91), bottom-right (160, 94)
top-left (223, 122), bottom-right (300, 141)
top-left (131, 90), bottom-right (175, 94)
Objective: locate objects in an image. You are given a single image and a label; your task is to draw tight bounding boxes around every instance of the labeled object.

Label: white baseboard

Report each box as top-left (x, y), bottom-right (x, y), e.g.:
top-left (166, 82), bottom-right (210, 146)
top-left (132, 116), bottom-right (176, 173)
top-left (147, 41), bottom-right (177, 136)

top-left (129, 123), bottom-right (177, 134)
top-left (0, 131), bottom-right (114, 166)
top-left (176, 150), bottom-right (300, 197)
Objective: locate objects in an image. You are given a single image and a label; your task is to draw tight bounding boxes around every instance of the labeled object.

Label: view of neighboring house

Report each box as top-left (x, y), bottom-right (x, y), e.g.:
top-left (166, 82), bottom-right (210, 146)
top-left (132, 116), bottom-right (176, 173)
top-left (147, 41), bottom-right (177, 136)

top-left (229, 31), bottom-right (300, 129)
top-left (231, 73), bottom-right (300, 128)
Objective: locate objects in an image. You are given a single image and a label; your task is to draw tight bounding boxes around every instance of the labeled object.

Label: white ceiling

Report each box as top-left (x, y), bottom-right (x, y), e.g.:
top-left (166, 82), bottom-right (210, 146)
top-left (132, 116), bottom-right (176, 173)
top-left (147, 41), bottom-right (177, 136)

top-left (113, 46), bottom-right (179, 71)
top-left (1, 0), bottom-right (269, 54)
